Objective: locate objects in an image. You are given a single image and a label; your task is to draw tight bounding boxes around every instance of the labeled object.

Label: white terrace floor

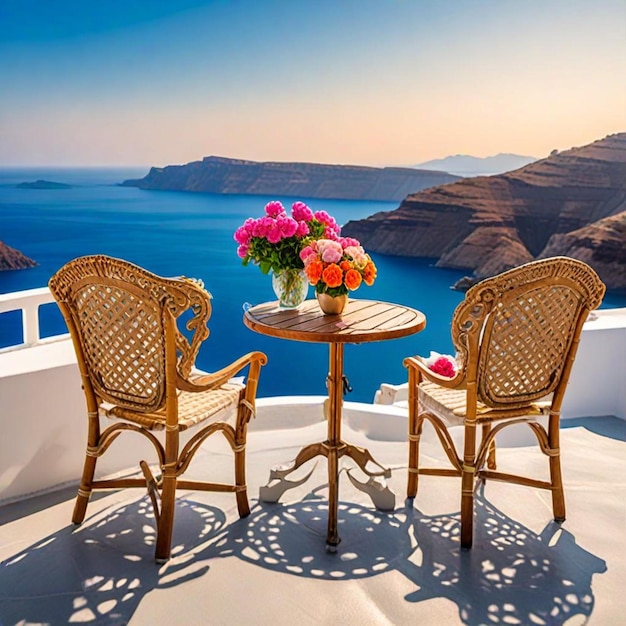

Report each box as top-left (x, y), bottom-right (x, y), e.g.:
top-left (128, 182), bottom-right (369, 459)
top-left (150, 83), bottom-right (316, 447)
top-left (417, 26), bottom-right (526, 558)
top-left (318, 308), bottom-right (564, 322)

top-left (1, 411), bottom-right (624, 626)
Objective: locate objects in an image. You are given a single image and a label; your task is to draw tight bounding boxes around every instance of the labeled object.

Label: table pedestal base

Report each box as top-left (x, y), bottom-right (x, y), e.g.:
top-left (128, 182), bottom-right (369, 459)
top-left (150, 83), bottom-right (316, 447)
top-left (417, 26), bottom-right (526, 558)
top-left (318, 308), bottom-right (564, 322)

top-left (259, 439), bottom-right (396, 549)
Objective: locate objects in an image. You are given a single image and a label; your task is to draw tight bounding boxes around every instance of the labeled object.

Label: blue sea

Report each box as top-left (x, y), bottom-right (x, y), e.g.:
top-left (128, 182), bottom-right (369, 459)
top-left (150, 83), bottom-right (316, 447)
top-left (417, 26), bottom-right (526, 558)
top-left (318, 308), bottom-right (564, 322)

top-left (2, 167), bottom-right (625, 402)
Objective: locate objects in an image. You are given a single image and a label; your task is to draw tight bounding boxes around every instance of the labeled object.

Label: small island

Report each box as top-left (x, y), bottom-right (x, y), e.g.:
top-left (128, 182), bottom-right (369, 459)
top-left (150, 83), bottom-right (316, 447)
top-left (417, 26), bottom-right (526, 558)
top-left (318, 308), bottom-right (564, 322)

top-left (16, 180), bottom-right (73, 190)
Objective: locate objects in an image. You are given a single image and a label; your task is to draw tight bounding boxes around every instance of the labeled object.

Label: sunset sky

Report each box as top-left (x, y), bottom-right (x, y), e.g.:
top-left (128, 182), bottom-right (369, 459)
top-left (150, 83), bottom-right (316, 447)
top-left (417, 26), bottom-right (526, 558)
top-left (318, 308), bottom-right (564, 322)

top-left (1, 0), bottom-right (624, 168)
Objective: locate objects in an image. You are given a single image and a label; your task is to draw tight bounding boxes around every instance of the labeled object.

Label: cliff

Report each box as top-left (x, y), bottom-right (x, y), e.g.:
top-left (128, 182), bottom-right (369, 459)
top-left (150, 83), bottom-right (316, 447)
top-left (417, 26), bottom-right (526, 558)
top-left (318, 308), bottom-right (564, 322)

top-left (121, 156), bottom-right (460, 201)
top-left (540, 211), bottom-right (626, 290)
top-left (342, 133), bottom-right (626, 291)
top-left (0, 241), bottom-right (37, 271)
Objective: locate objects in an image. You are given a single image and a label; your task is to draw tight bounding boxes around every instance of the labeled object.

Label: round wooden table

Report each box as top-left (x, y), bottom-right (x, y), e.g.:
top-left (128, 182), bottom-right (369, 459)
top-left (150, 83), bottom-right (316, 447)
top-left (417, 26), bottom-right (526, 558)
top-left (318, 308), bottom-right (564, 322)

top-left (244, 298), bottom-right (426, 551)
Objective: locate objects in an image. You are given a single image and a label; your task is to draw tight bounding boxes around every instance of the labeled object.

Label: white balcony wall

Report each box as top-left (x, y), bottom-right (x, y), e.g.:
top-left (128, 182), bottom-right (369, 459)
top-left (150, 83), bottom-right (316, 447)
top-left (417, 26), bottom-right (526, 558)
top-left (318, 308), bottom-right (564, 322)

top-left (561, 311), bottom-right (626, 419)
top-left (0, 340), bottom-right (163, 505)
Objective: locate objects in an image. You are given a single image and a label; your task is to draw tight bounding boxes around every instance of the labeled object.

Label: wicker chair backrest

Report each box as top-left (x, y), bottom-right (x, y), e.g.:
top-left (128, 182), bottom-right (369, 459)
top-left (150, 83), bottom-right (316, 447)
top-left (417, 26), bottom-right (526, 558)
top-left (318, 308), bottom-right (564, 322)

top-left (450, 257), bottom-right (606, 409)
top-left (49, 255), bottom-right (211, 412)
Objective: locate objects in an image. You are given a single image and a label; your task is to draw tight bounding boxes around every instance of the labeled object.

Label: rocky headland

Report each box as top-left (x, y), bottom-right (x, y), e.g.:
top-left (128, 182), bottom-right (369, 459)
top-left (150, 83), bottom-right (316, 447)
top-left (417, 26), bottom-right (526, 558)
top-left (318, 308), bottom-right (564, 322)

top-left (121, 156), bottom-right (460, 201)
top-left (0, 241), bottom-right (37, 271)
top-left (342, 133), bottom-right (626, 291)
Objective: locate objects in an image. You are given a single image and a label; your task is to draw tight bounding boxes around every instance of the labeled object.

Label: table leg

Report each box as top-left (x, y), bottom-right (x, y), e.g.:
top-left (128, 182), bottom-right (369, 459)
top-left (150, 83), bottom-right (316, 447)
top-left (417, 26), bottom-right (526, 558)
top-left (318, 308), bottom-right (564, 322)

top-left (326, 446), bottom-right (340, 551)
top-left (325, 342), bottom-right (344, 550)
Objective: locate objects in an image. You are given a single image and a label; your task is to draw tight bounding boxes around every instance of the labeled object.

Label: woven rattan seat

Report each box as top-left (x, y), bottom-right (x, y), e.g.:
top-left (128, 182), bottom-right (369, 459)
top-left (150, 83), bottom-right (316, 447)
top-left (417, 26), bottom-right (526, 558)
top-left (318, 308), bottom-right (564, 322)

top-left (101, 380), bottom-right (244, 431)
top-left (49, 255), bottom-right (267, 562)
top-left (404, 257), bottom-right (605, 549)
top-left (418, 381), bottom-right (553, 422)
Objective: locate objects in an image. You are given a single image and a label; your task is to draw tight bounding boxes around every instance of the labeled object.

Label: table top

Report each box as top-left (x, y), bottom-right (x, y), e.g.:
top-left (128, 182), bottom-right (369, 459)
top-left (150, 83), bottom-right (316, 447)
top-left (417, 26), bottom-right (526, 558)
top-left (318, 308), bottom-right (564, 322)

top-left (243, 298), bottom-right (426, 344)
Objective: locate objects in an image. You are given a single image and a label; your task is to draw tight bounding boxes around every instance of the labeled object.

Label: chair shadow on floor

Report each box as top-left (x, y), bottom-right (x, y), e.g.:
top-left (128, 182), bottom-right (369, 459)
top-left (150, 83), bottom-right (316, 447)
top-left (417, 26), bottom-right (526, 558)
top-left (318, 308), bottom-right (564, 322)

top-left (399, 486), bottom-right (608, 625)
top-left (0, 497), bottom-right (226, 625)
top-left (1, 483), bottom-right (607, 626)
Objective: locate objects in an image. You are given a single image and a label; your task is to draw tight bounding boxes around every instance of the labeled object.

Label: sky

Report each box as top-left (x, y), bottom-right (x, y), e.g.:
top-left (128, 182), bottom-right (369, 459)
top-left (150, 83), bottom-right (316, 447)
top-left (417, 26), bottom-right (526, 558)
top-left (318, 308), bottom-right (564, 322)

top-left (0, 0), bottom-right (625, 168)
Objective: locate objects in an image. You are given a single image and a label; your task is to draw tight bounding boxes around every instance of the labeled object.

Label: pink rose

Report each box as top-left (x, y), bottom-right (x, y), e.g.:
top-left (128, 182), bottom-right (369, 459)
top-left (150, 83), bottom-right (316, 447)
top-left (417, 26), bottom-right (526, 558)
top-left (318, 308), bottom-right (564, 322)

top-left (265, 201), bottom-right (285, 218)
top-left (250, 218), bottom-right (262, 237)
top-left (253, 216), bottom-right (272, 238)
top-left (278, 216), bottom-right (298, 238)
top-left (292, 201), bottom-right (314, 222)
top-left (300, 245), bottom-right (318, 265)
top-left (315, 211), bottom-right (340, 236)
top-left (324, 226), bottom-right (340, 240)
top-left (318, 239), bottom-right (343, 263)
top-left (340, 237), bottom-right (361, 248)
top-left (296, 221), bottom-right (310, 237)
top-left (266, 223), bottom-right (282, 244)
top-left (234, 226), bottom-right (250, 245)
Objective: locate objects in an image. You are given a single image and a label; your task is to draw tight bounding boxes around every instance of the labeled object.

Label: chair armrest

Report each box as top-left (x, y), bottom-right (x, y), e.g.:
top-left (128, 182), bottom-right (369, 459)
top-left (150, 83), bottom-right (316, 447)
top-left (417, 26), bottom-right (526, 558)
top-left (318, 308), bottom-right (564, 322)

top-left (403, 355), bottom-right (466, 389)
top-left (177, 351), bottom-right (268, 393)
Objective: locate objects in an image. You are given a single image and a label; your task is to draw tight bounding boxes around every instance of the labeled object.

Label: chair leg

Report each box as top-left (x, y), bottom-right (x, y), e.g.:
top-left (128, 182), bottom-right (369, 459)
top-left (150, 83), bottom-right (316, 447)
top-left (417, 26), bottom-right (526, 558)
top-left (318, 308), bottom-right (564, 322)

top-left (460, 469), bottom-right (475, 549)
top-left (72, 454), bottom-right (97, 524)
top-left (407, 366), bottom-right (422, 500)
top-left (460, 423), bottom-right (477, 549)
top-left (487, 440), bottom-right (497, 470)
top-left (233, 400), bottom-right (251, 518)
top-left (235, 448), bottom-right (250, 518)
top-left (407, 416), bottom-right (424, 499)
top-left (550, 455), bottom-right (566, 522)
top-left (548, 414), bottom-right (566, 522)
top-left (155, 474), bottom-right (177, 563)
top-left (481, 423), bottom-right (497, 470)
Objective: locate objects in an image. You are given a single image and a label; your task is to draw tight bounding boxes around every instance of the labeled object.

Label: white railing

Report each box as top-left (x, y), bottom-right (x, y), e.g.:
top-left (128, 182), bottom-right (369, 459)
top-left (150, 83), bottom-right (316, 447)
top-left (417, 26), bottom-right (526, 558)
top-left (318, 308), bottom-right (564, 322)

top-left (0, 287), bottom-right (67, 352)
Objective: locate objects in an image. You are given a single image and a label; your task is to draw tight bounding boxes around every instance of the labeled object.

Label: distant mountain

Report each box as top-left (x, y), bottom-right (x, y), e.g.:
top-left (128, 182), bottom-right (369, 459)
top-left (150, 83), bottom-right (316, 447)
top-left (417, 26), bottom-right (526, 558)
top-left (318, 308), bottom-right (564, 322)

top-left (0, 240), bottom-right (36, 271)
top-left (342, 133), bottom-right (626, 291)
top-left (415, 153), bottom-right (538, 177)
top-left (16, 180), bottom-right (73, 190)
top-left (122, 156), bottom-right (460, 202)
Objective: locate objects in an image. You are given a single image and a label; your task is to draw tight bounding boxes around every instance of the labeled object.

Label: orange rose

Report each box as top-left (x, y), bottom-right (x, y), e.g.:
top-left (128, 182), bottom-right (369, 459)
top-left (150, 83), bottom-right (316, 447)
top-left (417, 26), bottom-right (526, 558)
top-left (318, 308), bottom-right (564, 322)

top-left (322, 263), bottom-right (343, 288)
top-left (340, 260), bottom-right (352, 272)
top-left (344, 268), bottom-right (362, 291)
top-left (363, 261), bottom-right (377, 286)
top-left (305, 259), bottom-right (323, 285)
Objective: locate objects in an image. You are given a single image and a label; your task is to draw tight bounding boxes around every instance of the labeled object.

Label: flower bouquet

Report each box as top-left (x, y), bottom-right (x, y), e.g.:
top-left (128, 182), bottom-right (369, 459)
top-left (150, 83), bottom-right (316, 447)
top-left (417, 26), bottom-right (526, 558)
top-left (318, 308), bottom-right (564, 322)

top-left (300, 238), bottom-right (377, 313)
top-left (234, 200), bottom-right (339, 274)
top-left (234, 200), bottom-right (341, 307)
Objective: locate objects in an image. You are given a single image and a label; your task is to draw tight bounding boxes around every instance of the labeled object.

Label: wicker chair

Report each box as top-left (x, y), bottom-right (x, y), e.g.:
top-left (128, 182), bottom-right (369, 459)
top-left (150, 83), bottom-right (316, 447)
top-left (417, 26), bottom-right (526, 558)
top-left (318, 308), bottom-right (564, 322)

top-left (49, 255), bottom-right (267, 562)
top-left (404, 257), bottom-right (605, 549)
